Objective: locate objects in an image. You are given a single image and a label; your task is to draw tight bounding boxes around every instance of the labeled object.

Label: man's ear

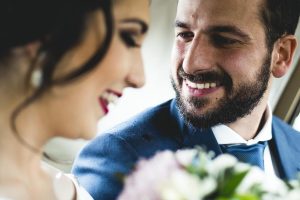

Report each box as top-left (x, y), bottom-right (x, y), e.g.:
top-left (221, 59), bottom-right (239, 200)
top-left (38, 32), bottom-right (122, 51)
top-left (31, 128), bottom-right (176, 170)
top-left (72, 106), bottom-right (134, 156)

top-left (271, 35), bottom-right (297, 78)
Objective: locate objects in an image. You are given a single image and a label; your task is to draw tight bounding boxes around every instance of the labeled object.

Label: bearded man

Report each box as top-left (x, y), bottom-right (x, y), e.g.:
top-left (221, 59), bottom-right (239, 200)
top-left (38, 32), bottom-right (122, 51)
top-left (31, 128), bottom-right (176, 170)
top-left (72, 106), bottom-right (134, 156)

top-left (73, 0), bottom-right (300, 199)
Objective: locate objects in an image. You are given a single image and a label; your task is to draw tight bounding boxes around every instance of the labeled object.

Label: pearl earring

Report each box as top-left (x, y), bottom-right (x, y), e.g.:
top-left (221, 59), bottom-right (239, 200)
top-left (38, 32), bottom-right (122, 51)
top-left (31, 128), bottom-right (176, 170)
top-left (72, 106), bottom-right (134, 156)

top-left (30, 69), bottom-right (42, 88)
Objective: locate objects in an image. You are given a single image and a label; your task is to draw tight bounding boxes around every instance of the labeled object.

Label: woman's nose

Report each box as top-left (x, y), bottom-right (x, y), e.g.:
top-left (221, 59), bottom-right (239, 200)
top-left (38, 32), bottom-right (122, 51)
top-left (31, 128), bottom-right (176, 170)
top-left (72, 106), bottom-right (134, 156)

top-left (125, 51), bottom-right (145, 88)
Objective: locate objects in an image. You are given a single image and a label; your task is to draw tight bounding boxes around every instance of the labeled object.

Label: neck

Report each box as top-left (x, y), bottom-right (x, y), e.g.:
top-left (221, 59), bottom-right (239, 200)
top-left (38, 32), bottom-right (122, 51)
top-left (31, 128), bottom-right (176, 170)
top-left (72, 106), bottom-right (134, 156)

top-left (0, 134), bottom-right (55, 199)
top-left (0, 107), bottom-right (55, 199)
top-left (226, 95), bottom-right (269, 141)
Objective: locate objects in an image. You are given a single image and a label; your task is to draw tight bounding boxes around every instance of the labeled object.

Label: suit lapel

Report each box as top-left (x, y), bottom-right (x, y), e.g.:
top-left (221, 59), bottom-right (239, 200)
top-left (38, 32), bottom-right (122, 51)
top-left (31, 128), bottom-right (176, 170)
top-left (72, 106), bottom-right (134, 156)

top-left (271, 118), bottom-right (300, 180)
top-left (170, 99), bottom-right (222, 157)
top-left (183, 126), bottom-right (223, 157)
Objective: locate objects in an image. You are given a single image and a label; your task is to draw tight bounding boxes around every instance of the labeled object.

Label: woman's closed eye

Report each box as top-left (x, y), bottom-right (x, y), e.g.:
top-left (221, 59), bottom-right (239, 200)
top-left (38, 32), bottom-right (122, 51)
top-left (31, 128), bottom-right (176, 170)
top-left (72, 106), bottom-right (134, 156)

top-left (120, 30), bottom-right (141, 48)
top-left (118, 18), bottom-right (148, 48)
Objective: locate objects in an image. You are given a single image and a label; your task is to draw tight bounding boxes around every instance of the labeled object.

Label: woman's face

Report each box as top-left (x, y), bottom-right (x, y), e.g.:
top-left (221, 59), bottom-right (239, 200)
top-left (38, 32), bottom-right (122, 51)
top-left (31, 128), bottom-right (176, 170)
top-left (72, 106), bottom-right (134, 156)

top-left (34, 0), bottom-right (150, 139)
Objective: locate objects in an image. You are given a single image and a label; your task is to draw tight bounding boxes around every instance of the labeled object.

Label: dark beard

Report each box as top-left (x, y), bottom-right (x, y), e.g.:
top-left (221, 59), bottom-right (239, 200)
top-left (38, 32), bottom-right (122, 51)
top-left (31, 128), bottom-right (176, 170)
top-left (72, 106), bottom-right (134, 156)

top-left (171, 54), bottom-right (271, 129)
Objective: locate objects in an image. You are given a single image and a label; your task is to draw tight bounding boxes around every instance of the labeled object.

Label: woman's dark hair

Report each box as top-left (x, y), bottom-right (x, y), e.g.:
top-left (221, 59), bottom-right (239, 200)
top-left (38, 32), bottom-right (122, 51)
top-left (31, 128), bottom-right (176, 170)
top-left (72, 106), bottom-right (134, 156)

top-left (0, 0), bottom-right (113, 152)
top-left (260, 0), bottom-right (300, 50)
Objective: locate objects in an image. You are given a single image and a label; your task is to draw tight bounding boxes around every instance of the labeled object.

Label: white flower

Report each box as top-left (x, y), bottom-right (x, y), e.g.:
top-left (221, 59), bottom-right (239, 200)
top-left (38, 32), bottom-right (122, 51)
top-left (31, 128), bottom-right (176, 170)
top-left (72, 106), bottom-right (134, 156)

top-left (175, 149), bottom-right (198, 166)
top-left (160, 169), bottom-right (217, 200)
top-left (289, 180), bottom-right (300, 188)
top-left (207, 154), bottom-right (238, 175)
top-left (233, 163), bottom-right (251, 173)
top-left (285, 189), bottom-right (300, 200)
top-left (262, 193), bottom-right (285, 200)
top-left (237, 167), bottom-right (288, 196)
top-left (118, 150), bottom-right (181, 200)
top-left (118, 149), bottom-right (300, 200)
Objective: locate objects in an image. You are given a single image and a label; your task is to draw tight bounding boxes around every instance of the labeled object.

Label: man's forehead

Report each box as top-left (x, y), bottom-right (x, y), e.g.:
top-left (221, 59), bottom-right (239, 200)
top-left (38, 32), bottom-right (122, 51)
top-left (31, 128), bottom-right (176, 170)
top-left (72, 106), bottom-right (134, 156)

top-left (176, 0), bottom-right (262, 26)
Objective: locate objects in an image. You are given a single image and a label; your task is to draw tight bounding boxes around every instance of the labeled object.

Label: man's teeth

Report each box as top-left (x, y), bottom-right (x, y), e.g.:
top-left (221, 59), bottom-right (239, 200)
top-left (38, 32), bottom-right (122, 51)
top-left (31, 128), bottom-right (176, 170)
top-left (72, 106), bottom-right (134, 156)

top-left (102, 92), bottom-right (119, 105)
top-left (185, 79), bottom-right (217, 89)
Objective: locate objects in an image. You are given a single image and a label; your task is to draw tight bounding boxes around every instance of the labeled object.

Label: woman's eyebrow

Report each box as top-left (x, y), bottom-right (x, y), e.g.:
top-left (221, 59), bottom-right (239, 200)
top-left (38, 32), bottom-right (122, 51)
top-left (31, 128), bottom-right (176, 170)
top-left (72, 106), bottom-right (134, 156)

top-left (120, 18), bottom-right (149, 34)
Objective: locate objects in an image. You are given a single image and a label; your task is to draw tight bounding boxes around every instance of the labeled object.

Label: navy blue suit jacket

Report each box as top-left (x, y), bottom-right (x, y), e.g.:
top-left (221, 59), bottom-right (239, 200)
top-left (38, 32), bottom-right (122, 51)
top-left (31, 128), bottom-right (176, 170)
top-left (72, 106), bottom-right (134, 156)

top-left (72, 99), bottom-right (300, 200)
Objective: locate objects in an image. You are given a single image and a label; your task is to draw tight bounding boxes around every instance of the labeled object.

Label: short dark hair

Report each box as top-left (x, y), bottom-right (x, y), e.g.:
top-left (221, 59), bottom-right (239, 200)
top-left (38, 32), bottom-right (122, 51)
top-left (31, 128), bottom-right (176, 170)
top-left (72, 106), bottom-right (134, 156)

top-left (260, 0), bottom-right (300, 49)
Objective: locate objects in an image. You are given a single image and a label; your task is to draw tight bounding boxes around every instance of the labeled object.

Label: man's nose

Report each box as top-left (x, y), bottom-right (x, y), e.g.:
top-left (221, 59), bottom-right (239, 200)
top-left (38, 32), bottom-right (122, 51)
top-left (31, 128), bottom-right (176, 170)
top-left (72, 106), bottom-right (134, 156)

top-left (182, 36), bottom-right (215, 74)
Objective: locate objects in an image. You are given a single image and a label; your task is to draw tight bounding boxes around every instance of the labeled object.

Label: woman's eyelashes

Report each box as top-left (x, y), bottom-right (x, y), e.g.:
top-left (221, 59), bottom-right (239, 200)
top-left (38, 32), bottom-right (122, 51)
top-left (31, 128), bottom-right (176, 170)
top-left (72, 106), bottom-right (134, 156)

top-left (120, 30), bottom-right (141, 48)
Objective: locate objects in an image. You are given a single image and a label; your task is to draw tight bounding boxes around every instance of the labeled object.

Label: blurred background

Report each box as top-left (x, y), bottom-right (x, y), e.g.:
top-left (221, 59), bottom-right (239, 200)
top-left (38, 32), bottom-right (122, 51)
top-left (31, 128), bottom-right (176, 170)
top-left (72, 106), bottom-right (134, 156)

top-left (43, 0), bottom-right (300, 172)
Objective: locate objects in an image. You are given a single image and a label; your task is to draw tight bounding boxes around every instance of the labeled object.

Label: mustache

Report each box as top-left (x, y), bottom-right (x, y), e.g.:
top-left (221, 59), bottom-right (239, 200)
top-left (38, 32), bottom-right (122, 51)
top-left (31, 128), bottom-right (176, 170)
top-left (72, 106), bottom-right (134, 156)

top-left (178, 66), bottom-right (231, 85)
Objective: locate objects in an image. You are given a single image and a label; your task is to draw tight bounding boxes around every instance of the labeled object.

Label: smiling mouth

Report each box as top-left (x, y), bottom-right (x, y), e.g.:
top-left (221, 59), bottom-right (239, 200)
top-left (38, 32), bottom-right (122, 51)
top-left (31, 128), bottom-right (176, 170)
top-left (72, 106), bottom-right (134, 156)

top-left (184, 79), bottom-right (220, 96)
top-left (99, 90), bottom-right (122, 114)
top-left (185, 79), bottom-right (219, 89)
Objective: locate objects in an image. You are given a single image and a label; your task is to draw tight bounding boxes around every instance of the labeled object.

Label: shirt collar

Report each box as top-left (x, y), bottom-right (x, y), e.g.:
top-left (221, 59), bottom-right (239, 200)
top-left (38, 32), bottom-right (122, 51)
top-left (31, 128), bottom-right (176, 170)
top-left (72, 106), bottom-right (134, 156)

top-left (212, 104), bottom-right (272, 145)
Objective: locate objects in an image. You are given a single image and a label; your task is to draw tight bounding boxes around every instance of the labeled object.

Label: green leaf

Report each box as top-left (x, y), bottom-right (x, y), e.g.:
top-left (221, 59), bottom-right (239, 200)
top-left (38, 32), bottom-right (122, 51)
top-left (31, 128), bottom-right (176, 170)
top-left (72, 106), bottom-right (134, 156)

top-left (232, 193), bottom-right (260, 200)
top-left (215, 193), bottom-right (259, 200)
top-left (218, 170), bottom-right (249, 197)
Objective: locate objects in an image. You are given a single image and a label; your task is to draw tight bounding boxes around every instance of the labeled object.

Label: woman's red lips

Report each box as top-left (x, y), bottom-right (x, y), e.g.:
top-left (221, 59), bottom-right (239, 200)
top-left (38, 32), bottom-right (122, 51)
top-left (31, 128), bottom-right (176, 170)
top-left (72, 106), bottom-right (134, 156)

top-left (99, 97), bottom-right (109, 114)
top-left (98, 90), bottom-right (122, 115)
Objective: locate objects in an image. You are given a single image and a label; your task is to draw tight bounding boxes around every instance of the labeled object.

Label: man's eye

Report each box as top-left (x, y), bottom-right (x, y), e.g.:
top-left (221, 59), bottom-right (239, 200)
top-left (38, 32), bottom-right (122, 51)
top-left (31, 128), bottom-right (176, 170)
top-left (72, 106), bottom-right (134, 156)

top-left (120, 31), bottom-right (140, 48)
top-left (176, 32), bottom-right (194, 41)
top-left (211, 35), bottom-right (242, 47)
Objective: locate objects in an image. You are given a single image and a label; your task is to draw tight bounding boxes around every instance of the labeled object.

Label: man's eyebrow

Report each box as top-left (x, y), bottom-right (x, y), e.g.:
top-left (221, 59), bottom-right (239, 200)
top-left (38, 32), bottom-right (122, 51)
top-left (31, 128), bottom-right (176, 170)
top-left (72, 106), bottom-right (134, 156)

top-left (174, 20), bottom-right (190, 29)
top-left (205, 25), bottom-right (251, 41)
top-left (121, 18), bottom-right (148, 34)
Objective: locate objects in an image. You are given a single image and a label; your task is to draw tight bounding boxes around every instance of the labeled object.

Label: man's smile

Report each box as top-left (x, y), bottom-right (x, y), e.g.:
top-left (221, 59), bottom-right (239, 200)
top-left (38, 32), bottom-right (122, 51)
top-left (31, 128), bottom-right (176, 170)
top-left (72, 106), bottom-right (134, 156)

top-left (182, 79), bottom-right (222, 97)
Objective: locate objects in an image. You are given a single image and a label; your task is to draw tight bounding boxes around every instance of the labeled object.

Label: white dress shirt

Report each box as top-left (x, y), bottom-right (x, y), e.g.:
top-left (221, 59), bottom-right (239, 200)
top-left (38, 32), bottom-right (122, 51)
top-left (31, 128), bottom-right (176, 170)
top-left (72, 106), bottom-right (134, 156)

top-left (212, 105), bottom-right (279, 177)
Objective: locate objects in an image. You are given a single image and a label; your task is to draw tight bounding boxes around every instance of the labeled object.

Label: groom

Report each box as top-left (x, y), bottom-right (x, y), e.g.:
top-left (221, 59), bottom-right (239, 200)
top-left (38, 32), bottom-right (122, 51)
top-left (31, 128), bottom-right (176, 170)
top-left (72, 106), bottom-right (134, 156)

top-left (73, 0), bottom-right (300, 199)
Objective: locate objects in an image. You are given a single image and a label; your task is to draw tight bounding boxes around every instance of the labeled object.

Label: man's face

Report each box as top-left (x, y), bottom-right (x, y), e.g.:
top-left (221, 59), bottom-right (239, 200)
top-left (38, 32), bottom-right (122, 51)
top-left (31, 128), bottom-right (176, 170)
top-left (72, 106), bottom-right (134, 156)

top-left (171, 0), bottom-right (272, 128)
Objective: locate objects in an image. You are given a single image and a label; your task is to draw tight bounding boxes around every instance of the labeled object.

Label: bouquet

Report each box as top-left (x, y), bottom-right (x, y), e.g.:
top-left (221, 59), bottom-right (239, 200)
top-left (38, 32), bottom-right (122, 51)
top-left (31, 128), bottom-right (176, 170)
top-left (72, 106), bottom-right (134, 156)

top-left (118, 149), bottom-right (300, 200)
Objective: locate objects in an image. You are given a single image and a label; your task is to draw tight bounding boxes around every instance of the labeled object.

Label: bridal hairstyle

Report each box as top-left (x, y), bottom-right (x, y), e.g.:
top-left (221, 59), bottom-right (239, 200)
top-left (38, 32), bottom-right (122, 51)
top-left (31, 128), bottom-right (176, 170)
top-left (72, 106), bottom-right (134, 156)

top-left (0, 0), bottom-right (113, 152)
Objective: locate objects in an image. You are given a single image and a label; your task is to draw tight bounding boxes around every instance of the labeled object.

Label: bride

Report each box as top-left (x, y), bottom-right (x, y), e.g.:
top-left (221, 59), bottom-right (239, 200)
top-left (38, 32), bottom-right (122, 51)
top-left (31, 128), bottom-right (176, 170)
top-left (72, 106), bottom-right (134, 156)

top-left (0, 0), bottom-right (149, 199)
